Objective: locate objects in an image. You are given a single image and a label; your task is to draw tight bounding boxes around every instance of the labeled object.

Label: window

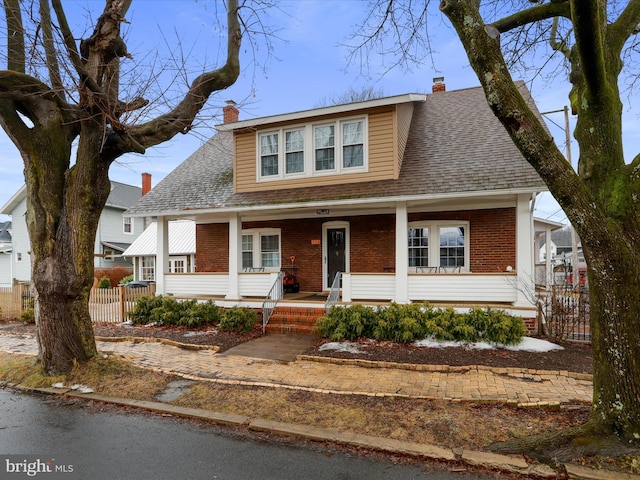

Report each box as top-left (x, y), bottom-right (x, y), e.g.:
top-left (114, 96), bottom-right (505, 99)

top-left (260, 133), bottom-right (279, 177)
top-left (241, 229), bottom-right (280, 270)
top-left (285, 129), bottom-right (305, 174)
top-left (123, 217), bottom-right (133, 234)
top-left (408, 222), bottom-right (468, 271)
top-left (256, 117), bottom-right (367, 181)
top-left (439, 226), bottom-right (465, 267)
top-left (408, 227), bottom-right (429, 267)
top-left (314, 125), bottom-right (335, 171)
top-left (104, 248), bottom-right (115, 262)
top-left (342, 121), bottom-right (364, 168)
top-left (241, 234), bottom-right (254, 269)
top-left (140, 257), bottom-right (155, 281)
top-left (169, 257), bottom-right (186, 273)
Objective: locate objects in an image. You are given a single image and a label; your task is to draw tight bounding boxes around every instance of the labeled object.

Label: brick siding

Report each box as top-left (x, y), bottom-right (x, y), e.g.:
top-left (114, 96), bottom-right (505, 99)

top-left (196, 208), bottom-right (516, 289)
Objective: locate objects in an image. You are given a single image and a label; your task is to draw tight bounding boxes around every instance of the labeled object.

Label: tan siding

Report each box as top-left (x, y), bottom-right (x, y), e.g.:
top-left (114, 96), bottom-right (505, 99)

top-left (234, 106), bottom-right (399, 193)
top-left (396, 103), bottom-right (413, 177)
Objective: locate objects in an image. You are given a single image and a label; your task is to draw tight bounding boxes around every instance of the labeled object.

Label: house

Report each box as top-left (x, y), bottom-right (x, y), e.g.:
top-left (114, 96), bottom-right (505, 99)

top-left (125, 81), bottom-right (549, 331)
top-left (122, 220), bottom-right (196, 281)
top-left (1, 177), bottom-right (149, 282)
top-left (0, 221), bottom-right (12, 287)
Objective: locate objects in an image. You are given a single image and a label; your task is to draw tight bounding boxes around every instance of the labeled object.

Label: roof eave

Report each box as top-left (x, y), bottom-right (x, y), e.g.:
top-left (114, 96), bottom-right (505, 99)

top-left (126, 186), bottom-right (545, 219)
top-left (216, 93), bottom-right (428, 132)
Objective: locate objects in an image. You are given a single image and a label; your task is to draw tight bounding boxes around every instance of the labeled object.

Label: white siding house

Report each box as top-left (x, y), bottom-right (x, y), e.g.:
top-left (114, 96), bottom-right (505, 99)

top-left (1, 181), bottom-right (145, 282)
top-left (122, 220), bottom-right (196, 281)
top-left (0, 222), bottom-right (12, 287)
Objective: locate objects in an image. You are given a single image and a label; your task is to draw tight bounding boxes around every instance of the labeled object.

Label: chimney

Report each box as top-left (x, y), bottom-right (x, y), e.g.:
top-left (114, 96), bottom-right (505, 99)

top-left (223, 100), bottom-right (239, 123)
top-left (141, 172), bottom-right (152, 196)
top-left (432, 76), bottom-right (446, 93)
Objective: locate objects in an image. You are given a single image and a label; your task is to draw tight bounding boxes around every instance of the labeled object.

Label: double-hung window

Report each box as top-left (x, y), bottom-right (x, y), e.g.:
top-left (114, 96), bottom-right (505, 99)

top-left (260, 133), bottom-right (279, 177)
top-left (314, 125), bottom-right (335, 171)
top-left (140, 257), bottom-right (155, 280)
top-left (285, 129), bottom-right (305, 174)
top-left (408, 221), bottom-right (469, 271)
top-left (123, 217), bottom-right (133, 234)
top-left (342, 120), bottom-right (364, 168)
top-left (241, 229), bottom-right (281, 271)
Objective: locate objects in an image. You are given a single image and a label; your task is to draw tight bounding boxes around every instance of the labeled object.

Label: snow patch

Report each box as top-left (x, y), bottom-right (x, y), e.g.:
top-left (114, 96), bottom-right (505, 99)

top-left (319, 342), bottom-right (368, 354)
top-left (413, 336), bottom-right (563, 352)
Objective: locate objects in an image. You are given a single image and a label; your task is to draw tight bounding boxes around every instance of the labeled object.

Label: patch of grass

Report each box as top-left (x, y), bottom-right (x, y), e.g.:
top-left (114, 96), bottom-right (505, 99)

top-left (0, 351), bottom-right (173, 401)
top-left (170, 382), bottom-right (591, 451)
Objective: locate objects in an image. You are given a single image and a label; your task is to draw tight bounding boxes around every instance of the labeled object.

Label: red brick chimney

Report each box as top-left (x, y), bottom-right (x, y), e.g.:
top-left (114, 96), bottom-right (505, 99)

top-left (223, 100), bottom-right (239, 123)
top-left (141, 172), bottom-right (152, 196)
top-left (432, 77), bottom-right (446, 93)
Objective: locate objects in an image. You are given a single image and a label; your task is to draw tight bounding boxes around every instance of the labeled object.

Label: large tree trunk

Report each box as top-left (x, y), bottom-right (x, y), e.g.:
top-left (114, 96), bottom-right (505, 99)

top-left (26, 125), bottom-right (111, 374)
top-left (440, 0), bottom-right (640, 448)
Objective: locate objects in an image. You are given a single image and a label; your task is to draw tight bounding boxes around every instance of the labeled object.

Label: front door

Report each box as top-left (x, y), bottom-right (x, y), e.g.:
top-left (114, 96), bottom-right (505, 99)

top-left (325, 227), bottom-right (346, 289)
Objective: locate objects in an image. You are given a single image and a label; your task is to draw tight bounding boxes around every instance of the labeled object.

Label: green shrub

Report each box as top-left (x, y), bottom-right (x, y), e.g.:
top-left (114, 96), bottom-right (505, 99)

top-left (20, 307), bottom-right (35, 324)
top-left (220, 307), bottom-right (257, 333)
top-left (128, 296), bottom-right (164, 324)
top-left (314, 304), bottom-right (377, 341)
top-left (97, 276), bottom-right (111, 289)
top-left (148, 297), bottom-right (190, 326)
top-left (119, 274), bottom-right (134, 285)
top-left (315, 303), bottom-right (526, 346)
top-left (178, 301), bottom-right (221, 328)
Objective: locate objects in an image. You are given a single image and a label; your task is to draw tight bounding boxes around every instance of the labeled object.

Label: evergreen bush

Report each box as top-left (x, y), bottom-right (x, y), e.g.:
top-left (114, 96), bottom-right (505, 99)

top-left (220, 307), bottom-right (257, 333)
top-left (97, 276), bottom-right (111, 289)
top-left (315, 303), bottom-right (526, 345)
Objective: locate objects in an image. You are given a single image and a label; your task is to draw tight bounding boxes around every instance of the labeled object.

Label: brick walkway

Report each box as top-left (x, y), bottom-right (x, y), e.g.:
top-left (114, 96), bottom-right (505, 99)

top-left (0, 332), bottom-right (592, 406)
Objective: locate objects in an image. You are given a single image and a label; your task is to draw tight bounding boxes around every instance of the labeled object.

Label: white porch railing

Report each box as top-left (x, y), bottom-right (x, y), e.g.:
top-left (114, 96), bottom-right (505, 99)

top-left (342, 272), bottom-right (518, 303)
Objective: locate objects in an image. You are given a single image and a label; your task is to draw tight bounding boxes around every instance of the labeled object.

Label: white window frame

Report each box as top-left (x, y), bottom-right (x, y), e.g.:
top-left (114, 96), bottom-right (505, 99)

top-left (123, 217), bottom-right (133, 235)
top-left (169, 256), bottom-right (188, 273)
top-left (104, 248), bottom-right (115, 262)
top-left (140, 256), bottom-right (155, 281)
top-left (256, 116), bottom-right (368, 182)
top-left (408, 221), bottom-right (470, 272)
top-left (241, 228), bottom-right (281, 272)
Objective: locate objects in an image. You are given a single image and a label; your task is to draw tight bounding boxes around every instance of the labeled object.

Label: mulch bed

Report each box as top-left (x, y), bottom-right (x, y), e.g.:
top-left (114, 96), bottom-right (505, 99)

top-left (2, 321), bottom-right (593, 374)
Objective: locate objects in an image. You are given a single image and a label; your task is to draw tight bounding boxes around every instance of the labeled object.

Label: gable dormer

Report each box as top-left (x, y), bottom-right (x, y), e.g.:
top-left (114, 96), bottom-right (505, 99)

top-left (217, 94), bottom-right (425, 193)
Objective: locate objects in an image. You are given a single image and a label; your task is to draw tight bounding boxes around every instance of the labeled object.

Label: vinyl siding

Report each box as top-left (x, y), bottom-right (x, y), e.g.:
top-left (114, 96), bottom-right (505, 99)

top-left (234, 106), bottom-right (398, 192)
top-left (395, 102), bottom-right (413, 177)
top-left (9, 198), bottom-right (31, 281)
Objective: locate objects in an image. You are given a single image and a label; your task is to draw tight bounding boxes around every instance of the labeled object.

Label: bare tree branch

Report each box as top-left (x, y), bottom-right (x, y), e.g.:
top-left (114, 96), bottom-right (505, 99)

top-left (492, 1), bottom-right (571, 34)
top-left (609, 0), bottom-right (640, 53)
top-left (38, 0), bottom-right (64, 96)
top-left (3, 0), bottom-right (25, 72)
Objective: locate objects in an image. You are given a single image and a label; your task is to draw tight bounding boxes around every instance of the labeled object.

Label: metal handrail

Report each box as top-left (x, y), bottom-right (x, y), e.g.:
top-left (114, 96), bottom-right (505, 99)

top-left (262, 271), bottom-right (284, 333)
top-left (325, 271), bottom-right (342, 315)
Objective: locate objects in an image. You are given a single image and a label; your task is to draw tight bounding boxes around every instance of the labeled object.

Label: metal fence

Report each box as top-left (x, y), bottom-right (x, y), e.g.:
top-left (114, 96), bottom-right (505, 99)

top-left (0, 283), bottom-right (155, 323)
top-left (538, 285), bottom-right (590, 343)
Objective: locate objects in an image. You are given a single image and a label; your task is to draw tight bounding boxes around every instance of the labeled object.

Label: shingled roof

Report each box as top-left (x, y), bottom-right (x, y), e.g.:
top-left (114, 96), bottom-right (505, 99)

top-left (126, 84), bottom-right (547, 217)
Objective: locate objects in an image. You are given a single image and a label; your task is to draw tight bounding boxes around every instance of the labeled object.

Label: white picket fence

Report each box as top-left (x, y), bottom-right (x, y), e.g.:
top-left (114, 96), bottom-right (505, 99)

top-left (89, 285), bottom-right (156, 323)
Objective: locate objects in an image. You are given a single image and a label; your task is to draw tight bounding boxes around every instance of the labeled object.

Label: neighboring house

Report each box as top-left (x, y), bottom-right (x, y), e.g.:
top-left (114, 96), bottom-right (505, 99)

top-left (123, 220), bottom-right (196, 281)
top-left (125, 82), bottom-right (549, 328)
top-left (0, 221), bottom-right (12, 287)
top-left (1, 179), bottom-right (148, 282)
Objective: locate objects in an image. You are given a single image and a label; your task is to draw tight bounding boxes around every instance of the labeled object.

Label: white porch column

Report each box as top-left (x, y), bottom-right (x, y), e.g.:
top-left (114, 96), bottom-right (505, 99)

top-left (226, 212), bottom-right (241, 300)
top-left (395, 202), bottom-right (409, 304)
top-left (545, 226), bottom-right (553, 289)
top-left (156, 216), bottom-right (169, 295)
top-left (515, 194), bottom-right (535, 307)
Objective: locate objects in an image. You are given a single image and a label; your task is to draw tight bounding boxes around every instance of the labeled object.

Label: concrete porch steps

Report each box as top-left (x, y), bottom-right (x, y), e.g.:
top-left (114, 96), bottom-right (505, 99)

top-left (265, 306), bottom-right (326, 335)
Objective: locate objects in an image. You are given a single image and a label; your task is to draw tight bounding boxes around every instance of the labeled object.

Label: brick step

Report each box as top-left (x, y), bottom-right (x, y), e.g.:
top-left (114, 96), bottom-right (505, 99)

top-left (265, 307), bottom-right (325, 336)
top-left (265, 323), bottom-right (320, 336)
top-left (268, 315), bottom-right (319, 326)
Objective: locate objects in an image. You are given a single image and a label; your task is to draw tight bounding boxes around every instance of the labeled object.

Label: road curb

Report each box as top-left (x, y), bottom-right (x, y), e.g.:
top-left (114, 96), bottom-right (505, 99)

top-left (9, 383), bottom-right (637, 479)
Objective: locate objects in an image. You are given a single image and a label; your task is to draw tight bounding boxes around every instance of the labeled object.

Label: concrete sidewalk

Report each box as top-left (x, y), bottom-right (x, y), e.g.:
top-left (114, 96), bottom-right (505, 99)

top-left (0, 332), bottom-right (592, 406)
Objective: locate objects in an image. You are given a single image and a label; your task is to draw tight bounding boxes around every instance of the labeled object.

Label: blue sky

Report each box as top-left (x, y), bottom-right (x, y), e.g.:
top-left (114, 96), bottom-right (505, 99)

top-left (2, 0), bottom-right (637, 224)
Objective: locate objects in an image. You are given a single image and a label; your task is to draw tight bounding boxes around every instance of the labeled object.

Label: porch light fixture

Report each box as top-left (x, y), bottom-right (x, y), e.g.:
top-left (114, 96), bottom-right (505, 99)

top-left (316, 209), bottom-right (330, 215)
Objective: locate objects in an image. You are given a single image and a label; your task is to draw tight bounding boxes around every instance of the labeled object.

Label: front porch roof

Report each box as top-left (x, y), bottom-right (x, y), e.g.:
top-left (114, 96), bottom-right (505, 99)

top-left (126, 84), bottom-right (547, 219)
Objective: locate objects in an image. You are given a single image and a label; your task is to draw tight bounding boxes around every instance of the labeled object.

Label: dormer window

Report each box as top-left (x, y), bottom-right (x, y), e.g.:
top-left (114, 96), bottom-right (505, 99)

top-left (257, 116), bottom-right (368, 181)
